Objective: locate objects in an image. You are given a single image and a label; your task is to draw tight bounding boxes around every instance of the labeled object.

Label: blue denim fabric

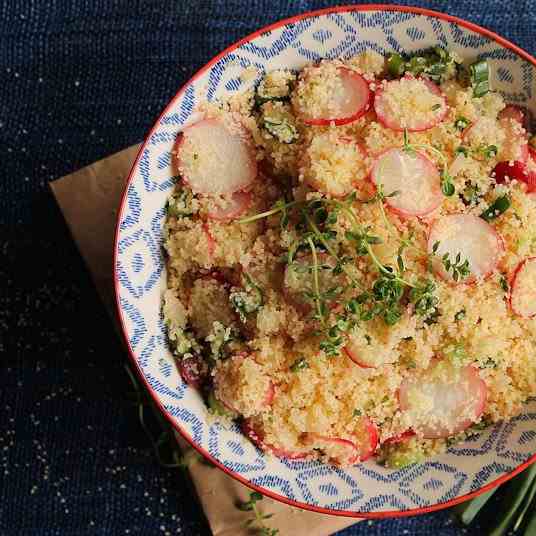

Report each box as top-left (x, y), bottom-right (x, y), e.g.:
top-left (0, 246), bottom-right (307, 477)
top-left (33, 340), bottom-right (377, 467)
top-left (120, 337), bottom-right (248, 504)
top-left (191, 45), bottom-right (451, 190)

top-left (0, 1), bottom-right (534, 534)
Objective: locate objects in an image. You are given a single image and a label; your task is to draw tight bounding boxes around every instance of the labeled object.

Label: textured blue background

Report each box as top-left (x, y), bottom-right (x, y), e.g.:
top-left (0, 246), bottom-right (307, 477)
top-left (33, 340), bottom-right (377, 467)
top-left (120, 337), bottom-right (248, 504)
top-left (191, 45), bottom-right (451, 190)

top-left (0, 1), bottom-right (534, 534)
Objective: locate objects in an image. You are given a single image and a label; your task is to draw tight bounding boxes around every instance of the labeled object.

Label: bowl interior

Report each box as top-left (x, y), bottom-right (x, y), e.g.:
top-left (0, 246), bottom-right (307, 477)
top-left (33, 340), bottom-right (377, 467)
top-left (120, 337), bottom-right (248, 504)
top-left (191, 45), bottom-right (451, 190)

top-left (115, 6), bottom-right (536, 515)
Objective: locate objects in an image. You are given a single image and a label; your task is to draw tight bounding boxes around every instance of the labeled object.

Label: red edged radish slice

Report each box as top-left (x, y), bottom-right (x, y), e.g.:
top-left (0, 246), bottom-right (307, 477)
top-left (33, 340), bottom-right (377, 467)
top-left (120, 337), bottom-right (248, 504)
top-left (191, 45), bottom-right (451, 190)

top-left (266, 445), bottom-right (309, 460)
top-left (354, 417), bottom-right (379, 462)
top-left (492, 160), bottom-right (530, 186)
top-left (498, 116), bottom-right (529, 163)
top-left (304, 434), bottom-right (359, 465)
top-left (374, 77), bottom-right (447, 132)
top-left (283, 253), bottom-right (343, 314)
top-left (178, 355), bottom-right (209, 390)
top-left (240, 420), bottom-right (308, 460)
top-left (202, 223), bottom-right (216, 258)
top-left (263, 381), bottom-right (275, 406)
top-left (371, 148), bottom-right (442, 217)
top-left (383, 430), bottom-right (416, 445)
top-left (493, 157), bottom-right (536, 192)
top-left (175, 118), bottom-right (256, 194)
top-left (427, 214), bottom-right (503, 283)
top-left (344, 338), bottom-right (395, 368)
top-left (510, 257), bottom-right (536, 318)
top-left (207, 190), bottom-right (252, 221)
top-left (399, 360), bottom-right (487, 439)
top-left (498, 105), bottom-right (525, 126)
top-left (344, 344), bottom-right (377, 368)
top-left (241, 419), bottom-right (265, 450)
top-left (300, 67), bottom-right (371, 126)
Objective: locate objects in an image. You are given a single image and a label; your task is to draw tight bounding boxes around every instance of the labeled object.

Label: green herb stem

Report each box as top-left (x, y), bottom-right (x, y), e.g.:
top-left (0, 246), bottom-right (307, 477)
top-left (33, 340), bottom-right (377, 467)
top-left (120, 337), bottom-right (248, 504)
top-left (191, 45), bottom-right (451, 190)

top-left (307, 236), bottom-right (325, 325)
top-left (238, 200), bottom-right (300, 224)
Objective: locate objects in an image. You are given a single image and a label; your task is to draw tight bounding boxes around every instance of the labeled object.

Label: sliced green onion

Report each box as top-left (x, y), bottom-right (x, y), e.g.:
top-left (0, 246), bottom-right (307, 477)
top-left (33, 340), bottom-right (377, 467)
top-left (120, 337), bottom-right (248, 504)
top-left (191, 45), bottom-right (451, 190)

top-left (207, 391), bottom-right (234, 417)
top-left (290, 357), bottom-right (309, 372)
top-left (406, 55), bottom-right (428, 76)
top-left (480, 194), bottom-right (511, 222)
top-left (455, 146), bottom-right (469, 157)
top-left (387, 53), bottom-right (406, 77)
top-left (482, 144), bottom-right (498, 159)
top-left (263, 118), bottom-right (298, 144)
top-left (470, 59), bottom-right (490, 97)
top-left (441, 171), bottom-right (455, 197)
top-left (454, 117), bottom-right (470, 130)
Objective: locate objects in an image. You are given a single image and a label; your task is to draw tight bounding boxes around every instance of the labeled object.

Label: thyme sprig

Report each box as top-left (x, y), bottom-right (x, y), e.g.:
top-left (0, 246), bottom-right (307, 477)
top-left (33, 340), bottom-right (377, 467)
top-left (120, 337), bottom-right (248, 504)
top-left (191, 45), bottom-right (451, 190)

top-left (403, 129), bottom-right (455, 196)
top-left (237, 492), bottom-right (279, 535)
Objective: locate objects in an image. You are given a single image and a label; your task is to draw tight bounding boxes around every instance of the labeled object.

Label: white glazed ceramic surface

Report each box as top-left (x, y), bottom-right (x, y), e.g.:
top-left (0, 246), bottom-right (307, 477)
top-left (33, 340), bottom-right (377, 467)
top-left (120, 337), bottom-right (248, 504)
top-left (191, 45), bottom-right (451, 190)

top-left (115, 6), bottom-right (536, 516)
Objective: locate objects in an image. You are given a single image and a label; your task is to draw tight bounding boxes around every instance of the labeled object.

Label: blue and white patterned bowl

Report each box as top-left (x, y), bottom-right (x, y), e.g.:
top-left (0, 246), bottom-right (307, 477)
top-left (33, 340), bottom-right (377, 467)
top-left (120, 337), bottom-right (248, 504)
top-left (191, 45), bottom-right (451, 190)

top-left (114, 5), bottom-right (536, 517)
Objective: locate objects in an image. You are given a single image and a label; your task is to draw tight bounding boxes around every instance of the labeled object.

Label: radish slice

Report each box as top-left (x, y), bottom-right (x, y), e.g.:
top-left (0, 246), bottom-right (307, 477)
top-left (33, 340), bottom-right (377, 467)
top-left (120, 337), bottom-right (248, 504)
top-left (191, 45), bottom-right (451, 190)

top-left (202, 223), bottom-right (216, 258)
top-left (175, 118), bottom-right (256, 194)
top-left (305, 418), bottom-right (377, 465)
top-left (383, 430), bottom-right (416, 445)
top-left (399, 360), bottom-right (487, 439)
top-left (371, 148), bottom-right (442, 217)
top-left (427, 214), bottom-right (503, 283)
top-left (263, 381), bottom-right (275, 406)
top-left (283, 253), bottom-right (343, 314)
top-left (373, 77), bottom-right (447, 132)
top-left (344, 341), bottom-right (392, 368)
top-left (300, 67), bottom-right (371, 126)
top-left (304, 434), bottom-right (359, 465)
top-left (178, 355), bottom-right (209, 389)
top-left (241, 420), bottom-right (308, 460)
top-left (344, 344), bottom-right (378, 368)
top-left (510, 257), bottom-right (536, 318)
top-left (354, 417), bottom-right (379, 462)
top-left (498, 105), bottom-right (525, 126)
top-left (499, 117), bottom-right (529, 163)
top-left (493, 160), bottom-right (530, 186)
top-left (207, 191), bottom-right (252, 221)
top-left (493, 159), bottom-right (536, 193)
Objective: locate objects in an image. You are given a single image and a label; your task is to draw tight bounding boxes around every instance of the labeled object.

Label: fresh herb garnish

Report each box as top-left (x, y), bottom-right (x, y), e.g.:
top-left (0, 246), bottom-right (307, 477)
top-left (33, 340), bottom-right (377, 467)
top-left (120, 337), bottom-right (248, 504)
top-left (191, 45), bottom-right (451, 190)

top-left (262, 115), bottom-right (299, 144)
top-left (461, 181), bottom-right (481, 206)
top-left (409, 279), bottom-right (439, 320)
top-left (482, 144), bottom-right (498, 159)
top-left (469, 59), bottom-right (490, 98)
top-left (455, 146), bottom-right (469, 157)
top-left (237, 492), bottom-right (279, 535)
top-left (165, 189), bottom-right (194, 218)
top-left (454, 309), bottom-right (466, 321)
top-left (454, 117), bottom-right (470, 130)
top-left (440, 250), bottom-right (471, 282)
top-left (403, 129), bottom-right (455, 196)
top-left (290, 357), bottom-right (309, 372)
top-left (499, 275), bottom-right (509, 292)
top-left (480, 194), bottom-right (511, 222)
top-left (230, 274), bottom-right (264, 322)
top-left (387, 47), bottom-right (461, 83)
top-left (441, 170), bottom-right (456, 196)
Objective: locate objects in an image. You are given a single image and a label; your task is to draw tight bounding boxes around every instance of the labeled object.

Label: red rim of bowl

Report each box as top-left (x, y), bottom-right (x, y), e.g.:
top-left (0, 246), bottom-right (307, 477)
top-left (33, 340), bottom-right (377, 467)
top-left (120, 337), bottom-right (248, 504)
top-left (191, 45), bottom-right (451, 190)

top-left (113, 3), bottom-right (536, 519)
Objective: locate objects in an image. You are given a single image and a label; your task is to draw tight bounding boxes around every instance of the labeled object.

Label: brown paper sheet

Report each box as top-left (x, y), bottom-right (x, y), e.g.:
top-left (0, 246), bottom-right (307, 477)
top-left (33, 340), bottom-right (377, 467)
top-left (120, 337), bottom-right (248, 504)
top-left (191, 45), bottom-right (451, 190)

top-left (50, 145), bottom-right (361, 536)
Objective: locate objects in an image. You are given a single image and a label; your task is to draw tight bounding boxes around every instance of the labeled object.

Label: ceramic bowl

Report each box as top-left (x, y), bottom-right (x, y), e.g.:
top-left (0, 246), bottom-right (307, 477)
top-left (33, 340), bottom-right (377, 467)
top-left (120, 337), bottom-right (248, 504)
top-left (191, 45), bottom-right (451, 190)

top-left (114, 5), bottom-right (536, 517)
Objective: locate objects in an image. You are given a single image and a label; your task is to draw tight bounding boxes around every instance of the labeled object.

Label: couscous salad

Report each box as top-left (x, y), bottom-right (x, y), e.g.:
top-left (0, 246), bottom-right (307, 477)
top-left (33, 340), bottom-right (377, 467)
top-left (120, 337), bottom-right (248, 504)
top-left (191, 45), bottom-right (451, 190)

top-left (163, 48), bottom-right (536, 468)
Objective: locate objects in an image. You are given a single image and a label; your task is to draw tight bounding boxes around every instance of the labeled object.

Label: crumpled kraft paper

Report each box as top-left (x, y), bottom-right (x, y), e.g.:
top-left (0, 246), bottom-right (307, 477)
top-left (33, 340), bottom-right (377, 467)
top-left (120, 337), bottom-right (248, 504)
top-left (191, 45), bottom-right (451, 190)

top-left (50, 144), bottom-right (361, 536)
